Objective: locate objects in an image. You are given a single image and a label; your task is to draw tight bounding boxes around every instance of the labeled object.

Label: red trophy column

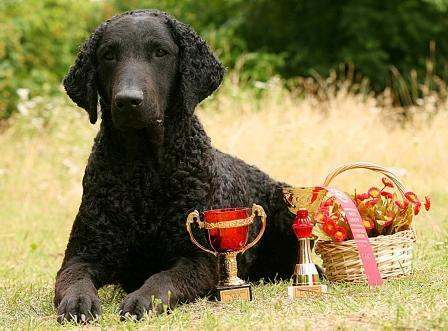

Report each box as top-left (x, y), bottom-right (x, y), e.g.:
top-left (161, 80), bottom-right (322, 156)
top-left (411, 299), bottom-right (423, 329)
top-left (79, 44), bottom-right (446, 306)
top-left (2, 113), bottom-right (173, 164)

top-left (288, 208), bottom-right (327, 298)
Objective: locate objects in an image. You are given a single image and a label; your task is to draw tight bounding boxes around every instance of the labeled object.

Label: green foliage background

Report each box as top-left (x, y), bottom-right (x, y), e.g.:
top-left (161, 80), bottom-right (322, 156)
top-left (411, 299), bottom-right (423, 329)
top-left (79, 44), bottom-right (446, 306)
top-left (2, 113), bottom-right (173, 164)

top-left (1, 0), bottom-right (448, 118)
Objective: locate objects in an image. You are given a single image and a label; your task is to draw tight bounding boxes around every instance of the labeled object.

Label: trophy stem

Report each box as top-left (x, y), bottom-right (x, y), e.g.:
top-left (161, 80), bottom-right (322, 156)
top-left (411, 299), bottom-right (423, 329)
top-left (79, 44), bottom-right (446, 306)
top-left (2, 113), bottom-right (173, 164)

top-left (292, 238), bottom-right (320, 286)
top-left (297, 238), bottom-right (313, 264)
top-left (217, 252), bottom-right (245, 287)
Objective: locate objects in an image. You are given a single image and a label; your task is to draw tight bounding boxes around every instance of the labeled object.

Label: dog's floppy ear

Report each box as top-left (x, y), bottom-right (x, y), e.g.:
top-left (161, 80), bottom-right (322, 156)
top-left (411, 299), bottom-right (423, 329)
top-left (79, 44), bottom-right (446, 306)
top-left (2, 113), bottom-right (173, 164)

top-left (166, 16), bottom-right (225, 114)
top-left (63, 23), bottom-right (106, 124)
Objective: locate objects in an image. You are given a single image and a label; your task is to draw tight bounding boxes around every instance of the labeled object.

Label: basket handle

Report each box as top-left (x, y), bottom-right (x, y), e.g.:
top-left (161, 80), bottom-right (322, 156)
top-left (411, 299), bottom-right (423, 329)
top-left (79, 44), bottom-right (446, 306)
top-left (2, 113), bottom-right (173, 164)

top-left (323, 162), bottom-right (406, 197)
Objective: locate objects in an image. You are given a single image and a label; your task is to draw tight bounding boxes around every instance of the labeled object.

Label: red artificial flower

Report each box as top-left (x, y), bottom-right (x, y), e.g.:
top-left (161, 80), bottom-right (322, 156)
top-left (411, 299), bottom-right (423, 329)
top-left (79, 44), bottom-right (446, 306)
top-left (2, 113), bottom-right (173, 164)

top-left (380, 191), bottom-right (393, 199)
top-left (382, 219), bottom-right (393, 228)
top-left (376, 218), bottom-right (393, 232)
top-left (377, 211), bottom-right (395, 231)
top-left (310, 187), bottom-right (323, 203)
top-left (382, 177), bottom-right (394, 188)
top-left (355, 193), bottom-right (370, 201)
top-left (332, 226), bottom-right (347, 242)
top-left (362, 218), bottom-right (374, 230)
top-left (314, 211), bottom-right (326, 223)
top-left (384, 211), bottom-right (395, 223)
top-left (366, 198), bottom-right (380, 207)
top-left (368, 187), bottom-right (381, 198)
top-left (322, 220), bottom-right (336, 236)
top-left (414, 202), bottom-right (422, 215)
top-left (330, 214), bottom-right (341, 223)
top-left (404, 199), bottom-right (410, 209)
top-left (323, 197), bottom-right (336, 207)
top-left (424, 196), bottom-right (431, 211)
top-left (404, 191), bottom-right (419, 204)
top-left (395, 199), bottom-right (410, 210)
top-left (319, 205), bottom-right (330, 216)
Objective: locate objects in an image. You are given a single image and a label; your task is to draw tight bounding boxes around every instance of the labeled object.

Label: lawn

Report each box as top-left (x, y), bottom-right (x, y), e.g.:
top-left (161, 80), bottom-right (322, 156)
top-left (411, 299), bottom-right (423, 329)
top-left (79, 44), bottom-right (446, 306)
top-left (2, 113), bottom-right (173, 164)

top-left (1, 82), bottom-right (447, 330)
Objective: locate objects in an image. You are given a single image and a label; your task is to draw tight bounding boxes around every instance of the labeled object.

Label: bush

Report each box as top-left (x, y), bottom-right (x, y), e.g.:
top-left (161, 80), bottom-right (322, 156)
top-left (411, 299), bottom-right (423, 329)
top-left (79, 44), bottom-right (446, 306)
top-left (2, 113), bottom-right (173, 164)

top-left (0, 0), bottom-right (106, 119)
top-left (239, 0), bottom-right (448, 89)
top-left (1, 0), bottom-right (448, 119)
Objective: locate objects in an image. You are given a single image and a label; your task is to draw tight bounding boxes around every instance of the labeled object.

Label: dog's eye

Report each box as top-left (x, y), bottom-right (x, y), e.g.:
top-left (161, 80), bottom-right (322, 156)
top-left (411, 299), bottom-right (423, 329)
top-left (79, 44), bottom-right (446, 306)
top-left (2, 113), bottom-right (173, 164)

top-left (103, 50), bottom-right (115, 61)
top-left (154, 49), bottom-right (168, 58)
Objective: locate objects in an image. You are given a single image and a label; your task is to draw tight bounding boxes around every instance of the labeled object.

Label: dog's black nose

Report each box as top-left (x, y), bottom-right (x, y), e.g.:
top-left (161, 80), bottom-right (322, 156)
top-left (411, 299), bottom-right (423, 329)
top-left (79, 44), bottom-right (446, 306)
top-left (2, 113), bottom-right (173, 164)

top-left (114, 90), bottom-right (143, 110)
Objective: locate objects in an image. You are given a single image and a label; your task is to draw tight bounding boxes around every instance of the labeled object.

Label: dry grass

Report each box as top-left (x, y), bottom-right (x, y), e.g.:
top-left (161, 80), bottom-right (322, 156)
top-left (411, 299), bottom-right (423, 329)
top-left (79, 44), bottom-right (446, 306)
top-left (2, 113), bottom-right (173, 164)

top-left (0, 80), bottom-right (447, 330)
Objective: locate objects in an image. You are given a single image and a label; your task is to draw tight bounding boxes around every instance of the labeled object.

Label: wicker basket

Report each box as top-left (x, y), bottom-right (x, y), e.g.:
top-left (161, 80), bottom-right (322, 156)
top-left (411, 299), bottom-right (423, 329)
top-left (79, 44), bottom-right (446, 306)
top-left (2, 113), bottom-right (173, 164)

top-left (314, 162), bottom-right (416, 283)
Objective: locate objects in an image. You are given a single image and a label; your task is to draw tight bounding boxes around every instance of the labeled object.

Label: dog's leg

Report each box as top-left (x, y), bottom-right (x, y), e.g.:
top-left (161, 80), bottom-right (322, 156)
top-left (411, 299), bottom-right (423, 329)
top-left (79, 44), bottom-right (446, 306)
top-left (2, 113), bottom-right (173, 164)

top-left (119, 256), bottom-right (216, 320)
top-left (54, 259), bottom-right (103, 323)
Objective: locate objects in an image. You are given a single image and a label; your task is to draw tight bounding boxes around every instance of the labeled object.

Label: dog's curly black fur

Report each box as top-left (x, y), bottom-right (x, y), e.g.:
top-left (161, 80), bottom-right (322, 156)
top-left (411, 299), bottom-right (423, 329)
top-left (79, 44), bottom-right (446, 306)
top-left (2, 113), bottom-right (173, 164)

top-left (55, 9), bottom-right (296, 323)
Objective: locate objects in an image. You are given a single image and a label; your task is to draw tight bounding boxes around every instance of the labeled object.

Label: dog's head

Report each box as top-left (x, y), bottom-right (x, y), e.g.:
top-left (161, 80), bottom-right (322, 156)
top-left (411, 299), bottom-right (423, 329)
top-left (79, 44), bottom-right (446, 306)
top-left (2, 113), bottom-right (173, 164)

top-left (64, 10), bottom-right (225, 130)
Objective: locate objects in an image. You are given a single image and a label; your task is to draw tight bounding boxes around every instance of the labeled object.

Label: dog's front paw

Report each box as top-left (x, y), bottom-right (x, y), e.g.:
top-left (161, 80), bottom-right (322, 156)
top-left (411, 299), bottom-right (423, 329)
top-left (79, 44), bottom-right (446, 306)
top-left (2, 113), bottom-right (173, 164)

top-left (120, 287), bottom-right (171, 321)
top-left (119, 290), bottom-right (153, 321)
top-left (57, 287), bottom-right (101, 324)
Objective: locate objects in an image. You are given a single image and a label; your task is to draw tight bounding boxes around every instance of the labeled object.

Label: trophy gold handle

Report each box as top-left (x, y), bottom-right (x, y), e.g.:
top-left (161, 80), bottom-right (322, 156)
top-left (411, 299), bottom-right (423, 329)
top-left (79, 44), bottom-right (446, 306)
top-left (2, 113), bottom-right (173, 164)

top-left (186, 210), bottom-right (218, 256)
top-left (240, 204), bottom-right (267, 254)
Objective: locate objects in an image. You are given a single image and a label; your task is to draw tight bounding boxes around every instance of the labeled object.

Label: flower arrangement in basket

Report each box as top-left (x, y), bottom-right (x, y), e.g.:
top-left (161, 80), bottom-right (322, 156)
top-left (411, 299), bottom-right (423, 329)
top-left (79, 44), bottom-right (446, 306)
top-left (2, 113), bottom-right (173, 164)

top-left (313, 162), bottom-right (430, 283)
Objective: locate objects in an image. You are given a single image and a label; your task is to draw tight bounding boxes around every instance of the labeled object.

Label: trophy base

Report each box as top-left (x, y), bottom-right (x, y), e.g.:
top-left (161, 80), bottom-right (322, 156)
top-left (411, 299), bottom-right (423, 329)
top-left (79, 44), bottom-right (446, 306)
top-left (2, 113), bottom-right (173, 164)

top-left (288, 284), bottom-right (327, 299)
top-left (214, 284), bottom-right (253, 302)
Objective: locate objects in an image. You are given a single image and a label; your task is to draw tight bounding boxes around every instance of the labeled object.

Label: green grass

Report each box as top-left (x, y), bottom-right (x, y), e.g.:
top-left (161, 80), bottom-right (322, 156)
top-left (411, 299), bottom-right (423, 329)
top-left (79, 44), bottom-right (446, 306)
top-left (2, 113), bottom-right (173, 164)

top-left (1, 91), bottom-right (447, 330)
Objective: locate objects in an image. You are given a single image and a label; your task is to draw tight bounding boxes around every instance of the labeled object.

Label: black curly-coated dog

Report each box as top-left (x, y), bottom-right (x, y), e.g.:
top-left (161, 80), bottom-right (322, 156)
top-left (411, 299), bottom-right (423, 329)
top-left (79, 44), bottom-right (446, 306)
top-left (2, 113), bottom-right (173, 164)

top-left (55, 9), bottom-right (296, 323)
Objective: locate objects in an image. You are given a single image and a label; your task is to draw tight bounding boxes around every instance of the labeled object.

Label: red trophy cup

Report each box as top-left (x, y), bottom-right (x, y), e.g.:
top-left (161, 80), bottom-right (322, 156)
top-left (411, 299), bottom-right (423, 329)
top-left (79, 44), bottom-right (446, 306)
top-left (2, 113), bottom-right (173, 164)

top-left (186, 204), bottom-right (266, 302)
top-left (283, 187), bottom-right (328, 298)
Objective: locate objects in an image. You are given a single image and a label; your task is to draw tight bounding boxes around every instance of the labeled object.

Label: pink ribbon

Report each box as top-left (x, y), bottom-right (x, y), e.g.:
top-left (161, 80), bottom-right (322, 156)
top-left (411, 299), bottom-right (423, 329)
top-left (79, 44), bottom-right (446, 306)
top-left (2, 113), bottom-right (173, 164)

top-left (322, 187), bottom-right (383, 286)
